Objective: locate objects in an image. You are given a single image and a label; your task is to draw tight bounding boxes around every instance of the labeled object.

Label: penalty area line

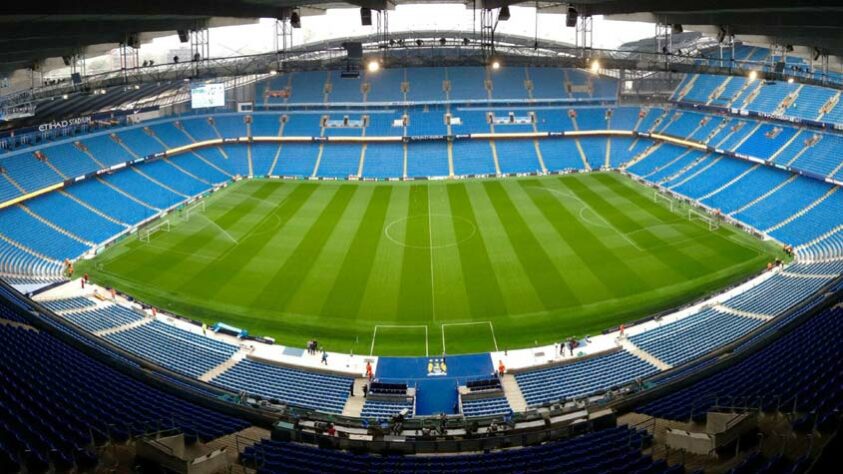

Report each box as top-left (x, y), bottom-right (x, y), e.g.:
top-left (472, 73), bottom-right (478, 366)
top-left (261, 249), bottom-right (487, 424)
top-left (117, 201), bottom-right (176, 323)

top-left (440, 321), bottom-right (498, 353)
top-left (370, 324), bottom-right (429, 357)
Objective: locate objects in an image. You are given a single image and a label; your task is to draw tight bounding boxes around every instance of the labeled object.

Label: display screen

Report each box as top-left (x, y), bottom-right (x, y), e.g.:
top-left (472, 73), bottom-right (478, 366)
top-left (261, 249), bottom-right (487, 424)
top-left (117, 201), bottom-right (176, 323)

top-left (190, 83), bottom-right (225, 109)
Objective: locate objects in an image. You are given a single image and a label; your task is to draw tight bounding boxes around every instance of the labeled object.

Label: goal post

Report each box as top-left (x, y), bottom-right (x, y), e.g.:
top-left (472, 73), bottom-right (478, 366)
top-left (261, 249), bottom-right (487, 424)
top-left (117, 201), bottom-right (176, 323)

top-left (688, 208), bottom-right (720, 231)
top-left (653, 190), bottom-right (677, 212)
top-left (139, 220), bottom-right (171, 242)
top-left (181, 200), bottom-right (206, 221)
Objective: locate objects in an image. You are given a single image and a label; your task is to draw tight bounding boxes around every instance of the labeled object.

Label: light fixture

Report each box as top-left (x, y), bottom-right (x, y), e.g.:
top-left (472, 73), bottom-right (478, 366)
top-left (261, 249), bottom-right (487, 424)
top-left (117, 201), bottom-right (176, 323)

top-left (787, 77), bottom-right (795, 84)
top-left (491, 60), bottom-right (500, 70)
top-left (367, 60), bottom-right (380, 73)
top-left (269, 69), bottom-right (278, 76)
top-left (590, 59), bottom-right (600, 73)
top-left (62, 94), bottom-right (68, 100)
top-left (748, 70), bottom-right (758, 82)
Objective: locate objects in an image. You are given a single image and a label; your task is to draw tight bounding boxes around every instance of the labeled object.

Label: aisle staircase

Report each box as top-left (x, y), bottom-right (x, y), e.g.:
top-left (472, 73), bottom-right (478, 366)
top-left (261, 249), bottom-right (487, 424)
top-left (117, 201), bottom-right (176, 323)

top-left (18, 204), bottom-right (94, 246)
top-left (729, 175), bottom-right (797, 216)
top-left (764, 186), bottom-right (839, 233)
top-left (619, 339), bottom-right (672, 371)
top-left (500, 374), bottom-right (528, 413)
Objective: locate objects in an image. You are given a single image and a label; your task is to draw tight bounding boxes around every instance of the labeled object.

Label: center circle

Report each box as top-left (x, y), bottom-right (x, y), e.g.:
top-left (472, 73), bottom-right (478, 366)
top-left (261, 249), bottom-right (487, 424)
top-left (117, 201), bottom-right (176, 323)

top-left (384, 213), bottom-right (477, 249)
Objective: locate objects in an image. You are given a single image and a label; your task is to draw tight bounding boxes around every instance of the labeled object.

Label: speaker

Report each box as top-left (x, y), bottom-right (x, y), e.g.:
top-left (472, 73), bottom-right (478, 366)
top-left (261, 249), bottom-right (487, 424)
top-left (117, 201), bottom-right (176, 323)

top-left (126, 33), bottom-right (140, 49)
top-left (774, 61), bottom-right (785, 73)
top-left (360, 7), bottom-right (372, 26)
top-left (177, 29), bottom-right (189, 43)
top-left (290, 11), bottom-right (301, 29)
top-left (566, 7), bottom-right (578, 27)
top-left (343, 41), bottom-right (363, 59)
top-left (498, 6), bottom-right (510, 21)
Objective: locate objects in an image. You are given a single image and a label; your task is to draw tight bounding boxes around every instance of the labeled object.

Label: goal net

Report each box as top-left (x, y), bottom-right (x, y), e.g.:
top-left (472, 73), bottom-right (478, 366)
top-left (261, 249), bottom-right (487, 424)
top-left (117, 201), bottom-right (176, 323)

top-left (653, 190), bottom-right (678, 212)
top-left (181, 201), bottom-right (206, 221)
top-left (139, 220), bottom-right (171, 242)
top-left (688, 209), bottom-right (720, 231)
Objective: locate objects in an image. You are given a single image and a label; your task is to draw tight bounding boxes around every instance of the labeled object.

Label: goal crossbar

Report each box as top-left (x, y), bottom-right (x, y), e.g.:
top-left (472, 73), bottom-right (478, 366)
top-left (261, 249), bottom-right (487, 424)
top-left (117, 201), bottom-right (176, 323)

top-left (139, 220), bottom-right (171, 242)
top-left (688, 208), bottom-right (720, 231)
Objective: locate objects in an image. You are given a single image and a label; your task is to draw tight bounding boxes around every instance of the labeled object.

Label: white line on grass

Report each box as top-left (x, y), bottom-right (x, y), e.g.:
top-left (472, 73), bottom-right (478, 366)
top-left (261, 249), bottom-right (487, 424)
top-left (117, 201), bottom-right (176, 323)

top-left (370, 324), bottom-right (429, 357)
top-left (533, 186), bottom-right (645, 251)
top-left (440, 321), bottom-right (498, 353)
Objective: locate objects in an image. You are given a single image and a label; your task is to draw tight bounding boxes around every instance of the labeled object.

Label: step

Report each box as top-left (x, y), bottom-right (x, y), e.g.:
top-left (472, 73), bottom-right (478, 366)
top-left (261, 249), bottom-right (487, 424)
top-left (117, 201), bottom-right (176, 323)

top-left (500, 373), bottom-right (528, 412)
top-left (699, 164), bottom-right (760, 201)
top-left (341, 378), bottom-right (370, 417)
top-left (713, 304), bottom-right (773, 321)
top-left (729, 174), bottom-right (797, 216)
top-left (619, 338), bottom-right (672, 371)
top-left (93, 315), bottom-right (152, 337)
top-left (765, 186), bottom-right (838, 233)
top-left (60, 190), bottom-right (128, 227)
top-left (96, 177), bottom-right (160, 211)
top-left (200, 351), bottom-right (247, 382)
top-left (18, 205), bottom-right (94, 246)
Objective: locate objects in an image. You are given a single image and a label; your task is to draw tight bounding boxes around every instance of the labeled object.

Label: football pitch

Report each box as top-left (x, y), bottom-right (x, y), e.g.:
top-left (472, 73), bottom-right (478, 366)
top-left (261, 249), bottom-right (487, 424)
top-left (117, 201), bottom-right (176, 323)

top-left (78, 172), bottom-right (784, 356)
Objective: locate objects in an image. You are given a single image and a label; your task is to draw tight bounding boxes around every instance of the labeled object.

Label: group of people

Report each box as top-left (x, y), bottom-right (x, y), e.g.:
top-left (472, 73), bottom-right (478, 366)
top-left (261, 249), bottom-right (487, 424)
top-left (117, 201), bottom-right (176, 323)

top-left (558, 336), bottom-right (585, 357)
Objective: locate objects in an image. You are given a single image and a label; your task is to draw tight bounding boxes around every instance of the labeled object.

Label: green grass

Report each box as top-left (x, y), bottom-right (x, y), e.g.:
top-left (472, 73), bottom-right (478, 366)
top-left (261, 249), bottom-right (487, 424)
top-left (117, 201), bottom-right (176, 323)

top-left (78, 173), bottom-right (785, 356)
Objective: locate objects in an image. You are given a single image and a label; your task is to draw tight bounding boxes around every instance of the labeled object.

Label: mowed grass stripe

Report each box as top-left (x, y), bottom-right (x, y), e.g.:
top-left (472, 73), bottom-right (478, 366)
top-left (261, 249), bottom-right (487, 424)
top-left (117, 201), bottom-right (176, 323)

top-left (251, 185), bottom-right (358, 311)
top-left (357, 186), bottom-right (409, 322)
top-left (395, 185), bottom-right (433, 321)
top-left (177, 182), bottom-right (320, 301)
top-left (498, 180), bottom-right (614, 302)
top-left (320, 185), bottom-right (393, 319)
top-left (464, 181), bottom-right (545, 316)
top-left (144, 182), bottom-right (297, 291)
top-left (482, 180), bottom-right (580, 310)
top-left (564, 175), bottom-right (710, 280)
top-left (446, 183), bottom-right (507, 319)
top-left (521, 179), bottom-right (650, 297)
top-left (596, 173), bottom-right (762, 265)
top-left (427, 184), bottom-right (471, 322)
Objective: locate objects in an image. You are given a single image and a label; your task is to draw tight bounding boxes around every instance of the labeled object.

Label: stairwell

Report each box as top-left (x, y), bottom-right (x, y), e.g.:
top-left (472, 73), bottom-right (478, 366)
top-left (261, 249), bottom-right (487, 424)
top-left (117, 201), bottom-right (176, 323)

top-left (737, 81), bottom-right (763, 110)
top-left (267, 120), bottom-right (287, 176)
top-left (795, 224), bottom-right (843, 252)
top-left (827, 156), bottom-right (843, 179)
top-left (774, 85), bottom-right (803, 116)
top-left (729, 175), bottom-right (797, 216)
top-left (729, 122), bottom-right (763, 152)
top-left (727, 80), bottom-right (757, 109)
top-left (642, 148), bottom-right (694, 180)
top-left (93, 315), bottom-right (152, 337)
top-left (674, 74), bottom-right (698, 102)
top-left (765, 186), bottom-right (839, 233)
top-left (200, 352), bottom-right (246, 382)
top-left (713, 304), bottom-right (773, 321)
top-left (531, 121), bottom-right (549, 173)
top-left (191, 151), bottom-right (233, 178)
top-left (18, 205), bottom-right (94, 246)
top-left (619, 339), bottom-right (672, 370)
top-left (130, 167), bottom-right (189, 199)
top-left (500, 374), bottom-right (528, 413)
top-left (96, 177), bottom-right (160, 212)
top-left (817, 91), bottom-right (841, 121)
top-left (36, 153), bottom-right (68, 180)
top-left (662, 154), bottom-right (713, 186)
top-left (706, 76), bottom-right (733, 106)
top-left (163, 158), bottom-right (211, 185)
top-left (488, 122), bottom-right (502, 175)
top-left (1, 172), bottom-right (27, 194)
top-left (0, 232), bottom-right (61, 265)
top-left (342, 378), bottom-right (370, 417)
top-left (622, 142), bottom-right (662, 170)
top-left (699, 164), bottom-right (761, 201)
top-left (60, 190), bottom-right (128, 227)
top-left (703, 118), bottom-right (731, 145)
top-left (111, 134), bottom-right (142, 160)
top-left (769, 129), bottom-right (803, 162)
top-left (569, 115), bottom-right (592, 171)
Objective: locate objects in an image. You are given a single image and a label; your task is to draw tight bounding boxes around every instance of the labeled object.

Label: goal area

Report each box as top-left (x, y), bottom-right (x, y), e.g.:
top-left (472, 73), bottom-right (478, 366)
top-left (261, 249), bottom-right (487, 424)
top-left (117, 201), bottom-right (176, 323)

top-left (688, 208), bottom-right (720, 231)
top-left (139, 220), bottom-right (171, 242)
top-left (653, 190), bottom-right (679, 212)
top-left (181, 201), bottom-right (206, 221)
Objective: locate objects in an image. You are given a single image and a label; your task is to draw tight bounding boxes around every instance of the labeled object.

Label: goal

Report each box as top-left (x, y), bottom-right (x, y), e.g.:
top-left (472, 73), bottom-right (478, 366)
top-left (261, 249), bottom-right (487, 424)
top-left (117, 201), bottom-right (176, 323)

top-left (653, 190), bottom-right (679, 212)
top-left (181, 200), bottom-right (206, 221)
top-left (139, 220), bottom-right (171, 242)
top-left (688, 208), bottom-right (720, 231)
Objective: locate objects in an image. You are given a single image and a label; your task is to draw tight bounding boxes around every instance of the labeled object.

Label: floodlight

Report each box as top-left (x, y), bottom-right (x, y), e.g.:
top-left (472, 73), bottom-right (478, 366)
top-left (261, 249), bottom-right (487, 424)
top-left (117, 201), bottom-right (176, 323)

top-left (491, 60), bottom-right (500, 70)
top-left (590, 60), bottom-right (600, 73)
top-left (748, 70), bottom-right (758, 81)
top-left (367, 60), bottom-right (380, 73)
top-left (787, 77), bottom-right (795, 84)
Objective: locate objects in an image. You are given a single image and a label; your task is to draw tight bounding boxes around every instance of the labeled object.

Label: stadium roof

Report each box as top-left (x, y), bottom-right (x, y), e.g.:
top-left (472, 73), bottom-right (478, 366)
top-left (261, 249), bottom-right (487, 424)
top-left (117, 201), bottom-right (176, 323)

top-left (2, 1), bottom-right (842, 76)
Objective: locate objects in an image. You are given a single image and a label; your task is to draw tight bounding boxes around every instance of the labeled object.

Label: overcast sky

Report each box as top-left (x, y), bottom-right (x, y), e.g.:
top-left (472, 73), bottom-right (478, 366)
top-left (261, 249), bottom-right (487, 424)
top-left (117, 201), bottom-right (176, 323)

top-left (146, 5), bottom-right (657, 57)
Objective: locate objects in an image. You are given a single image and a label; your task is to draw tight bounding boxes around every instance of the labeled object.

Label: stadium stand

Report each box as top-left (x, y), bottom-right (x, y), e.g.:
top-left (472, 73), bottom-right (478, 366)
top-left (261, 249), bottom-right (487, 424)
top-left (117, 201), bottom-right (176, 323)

top-left (210, 359), bottom-right (354, 413)
top-left (241, 425), bottom-right (668, 474)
